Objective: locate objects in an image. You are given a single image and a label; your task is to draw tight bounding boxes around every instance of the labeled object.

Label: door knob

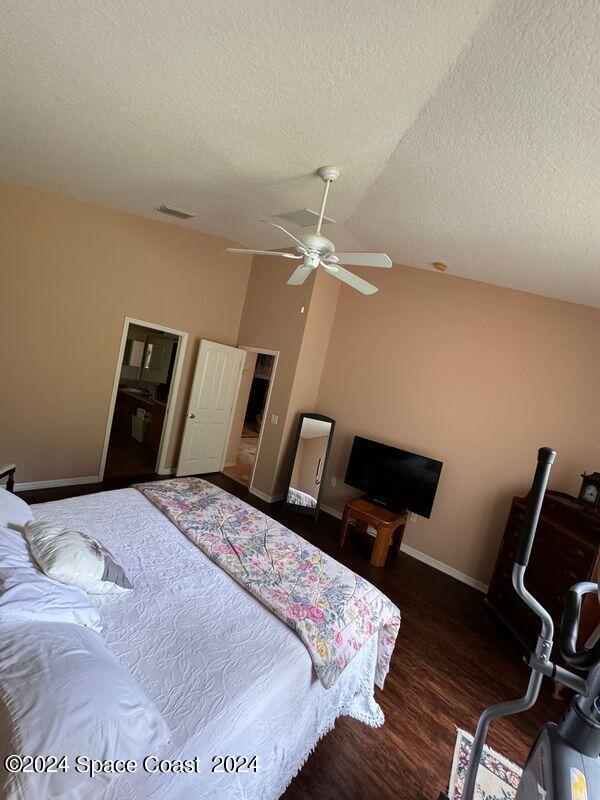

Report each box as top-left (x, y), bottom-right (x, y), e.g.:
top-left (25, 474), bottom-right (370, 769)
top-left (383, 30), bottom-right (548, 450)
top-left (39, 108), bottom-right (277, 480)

top-left (189, 413), bottom-right (196, 419)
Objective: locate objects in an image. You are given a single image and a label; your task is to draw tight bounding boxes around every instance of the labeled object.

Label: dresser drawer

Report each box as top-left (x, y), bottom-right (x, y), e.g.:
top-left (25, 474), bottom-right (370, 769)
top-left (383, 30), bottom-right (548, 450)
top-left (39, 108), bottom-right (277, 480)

top-left (509, 504), bottom-right (526, 531)
top-left (491, 542), bottom-right (514, 585)
top-left (544, 494), bottom-right (600, 540)
top-left (535, 522), bottom-right (596, 570)
top-left (487, 581), bottom-right (538, 648)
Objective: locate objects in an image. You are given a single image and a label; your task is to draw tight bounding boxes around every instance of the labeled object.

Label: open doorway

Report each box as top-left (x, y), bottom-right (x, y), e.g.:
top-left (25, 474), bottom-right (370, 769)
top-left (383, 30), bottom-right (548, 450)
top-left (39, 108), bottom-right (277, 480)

top-left (222, 349), bottom-right (277, 488)
top-left (100, 318), bottom-right (188, 480)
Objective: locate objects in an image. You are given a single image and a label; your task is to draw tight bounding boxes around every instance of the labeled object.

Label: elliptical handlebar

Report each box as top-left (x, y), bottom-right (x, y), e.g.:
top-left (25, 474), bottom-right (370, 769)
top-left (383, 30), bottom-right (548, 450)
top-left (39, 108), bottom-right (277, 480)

top-left (559, 582), bottom-right (600, 670)
top-left (515, 447), bottom-right (556, 568)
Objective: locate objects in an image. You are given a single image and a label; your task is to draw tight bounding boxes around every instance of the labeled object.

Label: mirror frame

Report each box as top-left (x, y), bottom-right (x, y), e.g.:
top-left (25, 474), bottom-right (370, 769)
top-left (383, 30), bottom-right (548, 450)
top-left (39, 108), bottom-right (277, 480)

top-left (281, 412), bottom-right (336, 520)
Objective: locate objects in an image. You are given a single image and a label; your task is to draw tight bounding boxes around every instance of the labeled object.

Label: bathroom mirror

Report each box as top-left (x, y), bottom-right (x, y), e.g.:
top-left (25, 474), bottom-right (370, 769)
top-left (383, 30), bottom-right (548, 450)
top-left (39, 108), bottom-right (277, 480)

top-left (282, 413), bottom-right (335, 520)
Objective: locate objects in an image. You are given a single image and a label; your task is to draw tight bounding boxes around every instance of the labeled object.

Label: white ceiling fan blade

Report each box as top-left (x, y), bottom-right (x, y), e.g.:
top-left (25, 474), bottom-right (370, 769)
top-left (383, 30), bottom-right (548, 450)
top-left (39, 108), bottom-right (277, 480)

top-left (325, 252), bottom-right (392, 268)
top-left (226, 248), bottom-right (302, 259)
top-left (261, 220), bottom-right (307, 250)
top-left (322, 264), bottom-right (378, 295)
top-left (287, 265), bottom-right (313, 286)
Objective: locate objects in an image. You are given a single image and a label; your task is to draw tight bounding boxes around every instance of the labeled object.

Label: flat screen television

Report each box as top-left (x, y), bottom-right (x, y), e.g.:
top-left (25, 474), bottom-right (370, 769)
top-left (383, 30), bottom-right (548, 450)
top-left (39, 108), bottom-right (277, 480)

top-left (344, 436), bottom-right (443, 518)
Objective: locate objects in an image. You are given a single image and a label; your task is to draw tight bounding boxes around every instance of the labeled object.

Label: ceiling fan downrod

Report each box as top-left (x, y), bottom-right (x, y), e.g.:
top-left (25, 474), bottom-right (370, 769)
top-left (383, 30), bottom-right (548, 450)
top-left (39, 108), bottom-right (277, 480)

top-left (315, 166), bottom-right (340, 235)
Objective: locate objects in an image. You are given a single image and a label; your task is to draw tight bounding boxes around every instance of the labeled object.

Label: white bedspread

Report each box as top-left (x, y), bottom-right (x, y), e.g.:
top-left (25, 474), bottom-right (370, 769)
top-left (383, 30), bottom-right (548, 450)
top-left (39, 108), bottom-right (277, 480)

top-left (30, 488), bottom-right (386, 800)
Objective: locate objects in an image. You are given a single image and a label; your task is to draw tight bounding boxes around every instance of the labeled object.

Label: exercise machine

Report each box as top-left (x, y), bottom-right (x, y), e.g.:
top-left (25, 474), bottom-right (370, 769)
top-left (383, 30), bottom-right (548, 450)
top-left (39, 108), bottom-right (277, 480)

top-left (441, 447), bottom-right (600, 799)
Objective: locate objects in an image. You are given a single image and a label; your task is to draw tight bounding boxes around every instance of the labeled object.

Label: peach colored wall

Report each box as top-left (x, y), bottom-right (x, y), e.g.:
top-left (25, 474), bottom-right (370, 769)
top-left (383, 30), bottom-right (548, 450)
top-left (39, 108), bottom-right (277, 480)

top-left (316, 264), bottom-right (600, 585)
top-left (237, 262), bottom-right (340, 499)
top-left (273, 271), bottom-right (340, 496)
top-left (236, 256), bottom-right (311, 497)
top-left (0, 180), bottom-right (252, 484)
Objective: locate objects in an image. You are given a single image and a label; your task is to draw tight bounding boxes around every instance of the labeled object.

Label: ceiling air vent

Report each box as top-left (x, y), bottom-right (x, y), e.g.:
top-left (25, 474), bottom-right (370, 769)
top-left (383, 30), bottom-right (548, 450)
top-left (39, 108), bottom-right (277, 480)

top-left (156, 204), bottom-right (197, 220)
top-left (272, 208), bottom-right (335, 227)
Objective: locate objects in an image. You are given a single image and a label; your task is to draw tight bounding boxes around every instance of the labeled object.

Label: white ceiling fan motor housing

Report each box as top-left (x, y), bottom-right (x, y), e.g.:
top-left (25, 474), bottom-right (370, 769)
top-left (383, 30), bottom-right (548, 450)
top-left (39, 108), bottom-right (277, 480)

top-left (301, 232), bottom-right (335, 255)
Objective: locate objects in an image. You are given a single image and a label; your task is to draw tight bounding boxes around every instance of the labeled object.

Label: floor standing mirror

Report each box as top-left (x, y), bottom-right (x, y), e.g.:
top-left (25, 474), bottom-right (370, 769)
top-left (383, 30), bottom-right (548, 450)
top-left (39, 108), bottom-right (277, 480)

top-left (282, 413), bottom-right (335, 520)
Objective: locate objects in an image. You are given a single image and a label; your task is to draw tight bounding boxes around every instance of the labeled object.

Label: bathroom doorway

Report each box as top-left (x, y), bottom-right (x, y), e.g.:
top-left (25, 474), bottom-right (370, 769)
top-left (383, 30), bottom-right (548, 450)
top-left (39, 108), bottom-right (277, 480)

top-left (99, 317), bottom-right (188, 480)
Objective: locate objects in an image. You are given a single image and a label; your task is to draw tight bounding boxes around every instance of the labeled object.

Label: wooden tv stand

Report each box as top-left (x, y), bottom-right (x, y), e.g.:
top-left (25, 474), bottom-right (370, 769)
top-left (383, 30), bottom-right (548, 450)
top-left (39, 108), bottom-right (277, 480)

top-left (339, 496), bottom-right (408, 567)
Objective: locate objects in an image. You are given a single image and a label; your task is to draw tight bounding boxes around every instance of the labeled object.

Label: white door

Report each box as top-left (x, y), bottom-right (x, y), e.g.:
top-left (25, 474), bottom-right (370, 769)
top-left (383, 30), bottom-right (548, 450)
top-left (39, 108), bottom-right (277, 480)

top-left (176, 340), bottom-right (246, 476)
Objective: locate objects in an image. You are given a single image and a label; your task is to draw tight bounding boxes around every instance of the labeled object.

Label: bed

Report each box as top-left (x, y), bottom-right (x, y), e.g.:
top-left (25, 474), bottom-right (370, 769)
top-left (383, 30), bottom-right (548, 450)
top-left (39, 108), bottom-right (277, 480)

top-left (27, 484), bottom-right (395, 799)
top-left (285, 487), bottom-right (317, 508)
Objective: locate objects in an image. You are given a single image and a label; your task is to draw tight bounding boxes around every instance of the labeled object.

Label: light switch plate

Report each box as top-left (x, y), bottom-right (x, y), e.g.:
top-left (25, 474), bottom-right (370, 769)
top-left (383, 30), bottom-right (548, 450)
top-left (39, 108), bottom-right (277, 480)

top-left (270, 414), bottom-right (279, 425)
top-left (330, 477), bottom-right (337, 487)
top-left (409, 512), bottom-right (417, 523)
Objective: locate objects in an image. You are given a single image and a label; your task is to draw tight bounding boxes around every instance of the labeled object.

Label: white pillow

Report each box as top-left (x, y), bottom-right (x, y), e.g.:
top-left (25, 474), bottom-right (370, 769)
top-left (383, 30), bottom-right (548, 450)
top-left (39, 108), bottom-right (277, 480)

top-left (0, 526), bottom-right (102, 631)
top-left (0, 487), bottom-right (32, 529)
top-left (24, 520), bottom-right (133, 595)
top-left (0, 620), bottom-right (171, 800)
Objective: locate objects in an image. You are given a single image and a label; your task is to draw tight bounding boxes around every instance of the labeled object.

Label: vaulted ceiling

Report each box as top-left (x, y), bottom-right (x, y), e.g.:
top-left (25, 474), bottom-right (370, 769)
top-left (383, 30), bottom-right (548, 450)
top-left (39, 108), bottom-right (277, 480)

top-left (2, 1), bottom-right (600, 306)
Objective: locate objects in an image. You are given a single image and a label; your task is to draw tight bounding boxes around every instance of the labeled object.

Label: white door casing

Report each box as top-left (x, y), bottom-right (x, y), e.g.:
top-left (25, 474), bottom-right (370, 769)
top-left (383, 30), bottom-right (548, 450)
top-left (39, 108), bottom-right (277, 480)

top-left (176, 340), bottom-right (246, 476)
top-left (99, 317), bottom-right (188, 482)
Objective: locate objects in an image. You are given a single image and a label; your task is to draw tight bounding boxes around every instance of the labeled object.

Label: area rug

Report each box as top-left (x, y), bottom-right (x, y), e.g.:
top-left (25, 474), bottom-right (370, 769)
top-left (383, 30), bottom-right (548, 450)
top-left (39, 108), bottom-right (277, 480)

top-left (448, 728), bottom-right (522, 799)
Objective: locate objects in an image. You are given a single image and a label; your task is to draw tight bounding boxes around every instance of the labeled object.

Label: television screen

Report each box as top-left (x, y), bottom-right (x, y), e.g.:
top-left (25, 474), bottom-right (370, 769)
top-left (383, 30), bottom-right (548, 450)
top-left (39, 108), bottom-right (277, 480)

top-left (344, 436), bottom-right (442, 518)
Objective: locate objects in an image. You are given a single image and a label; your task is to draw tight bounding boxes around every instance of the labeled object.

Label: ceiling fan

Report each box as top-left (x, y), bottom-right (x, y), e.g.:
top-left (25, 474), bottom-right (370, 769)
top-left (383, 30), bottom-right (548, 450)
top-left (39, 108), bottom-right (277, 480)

top-left (226, 166), bottom-right (392, 295)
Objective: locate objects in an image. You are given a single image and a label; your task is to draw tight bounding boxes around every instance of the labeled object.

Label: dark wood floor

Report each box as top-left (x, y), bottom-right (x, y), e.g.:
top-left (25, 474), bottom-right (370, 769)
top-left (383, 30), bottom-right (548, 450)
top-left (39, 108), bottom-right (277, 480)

top-left (104, 428), bottom-right (158, 478)
top-left (18, 472), bottom-right (563, 800)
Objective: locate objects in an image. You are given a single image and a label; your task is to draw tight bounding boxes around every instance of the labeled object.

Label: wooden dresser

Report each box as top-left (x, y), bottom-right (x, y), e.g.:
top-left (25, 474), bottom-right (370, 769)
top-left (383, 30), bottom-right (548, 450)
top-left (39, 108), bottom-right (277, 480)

top-left (486, 491), bottom-right (600, 649)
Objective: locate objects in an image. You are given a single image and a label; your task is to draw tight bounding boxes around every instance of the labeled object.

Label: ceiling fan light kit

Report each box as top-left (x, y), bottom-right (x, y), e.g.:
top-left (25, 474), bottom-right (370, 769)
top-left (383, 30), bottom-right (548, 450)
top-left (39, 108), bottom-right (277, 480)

top-left (225, 166), bottom-right (393, 295)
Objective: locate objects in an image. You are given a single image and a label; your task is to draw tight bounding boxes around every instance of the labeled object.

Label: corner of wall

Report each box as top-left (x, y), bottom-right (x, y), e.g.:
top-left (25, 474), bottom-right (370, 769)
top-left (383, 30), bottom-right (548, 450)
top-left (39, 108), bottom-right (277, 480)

top-left (269, 271), bottom-right (342, 496)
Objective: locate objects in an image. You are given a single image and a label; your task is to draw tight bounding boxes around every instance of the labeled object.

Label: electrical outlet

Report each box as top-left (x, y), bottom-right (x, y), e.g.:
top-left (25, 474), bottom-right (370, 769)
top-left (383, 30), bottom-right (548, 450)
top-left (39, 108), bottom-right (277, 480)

top-left (270, 414), bottom-right (279, 425)
top-left (330, 477), bottom-right (336, 487)
top-left (409, 512), bottom-right (418, 523)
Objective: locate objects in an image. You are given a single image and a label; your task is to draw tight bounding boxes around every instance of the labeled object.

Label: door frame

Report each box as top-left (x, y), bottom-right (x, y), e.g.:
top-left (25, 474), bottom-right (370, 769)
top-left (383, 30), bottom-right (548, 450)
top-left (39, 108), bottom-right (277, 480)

top-left (236, 346), bottom-right (279, 493)
top-left (99, 316), bottom-right (189, 480)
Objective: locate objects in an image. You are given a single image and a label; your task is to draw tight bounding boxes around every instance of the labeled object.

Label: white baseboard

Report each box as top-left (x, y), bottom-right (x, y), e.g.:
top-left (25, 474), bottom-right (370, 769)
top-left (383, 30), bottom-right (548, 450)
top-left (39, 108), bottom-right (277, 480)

top-left (319, 503), bottom-right (488, 593)
top-left (15, 475), bottom-right (100, 491)
top-left (249, 487), bottom-right (283, 504)
top-left (156, 467), bottom-right (175, 476)
top-left (320, 503), bottom-right (344, 520)
top-left (399, 543), bottom-right (488, 593)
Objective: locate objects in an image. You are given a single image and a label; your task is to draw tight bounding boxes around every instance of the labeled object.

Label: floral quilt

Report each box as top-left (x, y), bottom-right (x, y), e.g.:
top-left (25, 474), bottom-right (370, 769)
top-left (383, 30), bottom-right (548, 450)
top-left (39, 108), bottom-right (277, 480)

top-left (135, 478), bottom-right (401, 689)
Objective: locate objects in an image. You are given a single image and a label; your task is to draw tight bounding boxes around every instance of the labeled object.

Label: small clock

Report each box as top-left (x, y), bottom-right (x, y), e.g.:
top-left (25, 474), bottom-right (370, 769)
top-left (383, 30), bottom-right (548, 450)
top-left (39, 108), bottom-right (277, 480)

top-left (579, 472), bottom-right (600, 511)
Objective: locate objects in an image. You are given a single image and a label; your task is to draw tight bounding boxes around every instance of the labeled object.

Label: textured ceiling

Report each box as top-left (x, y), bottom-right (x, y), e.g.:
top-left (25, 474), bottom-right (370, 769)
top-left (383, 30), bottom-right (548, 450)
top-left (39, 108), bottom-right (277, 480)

top-left (2, 0), bottom-right (600, 306)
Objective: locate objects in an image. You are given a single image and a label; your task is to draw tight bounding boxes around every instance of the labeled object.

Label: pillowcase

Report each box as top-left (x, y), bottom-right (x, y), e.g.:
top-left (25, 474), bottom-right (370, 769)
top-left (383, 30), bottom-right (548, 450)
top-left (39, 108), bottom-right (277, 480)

top-left (0, 526), bottom-right (102, 631)
top-left (0, 487), bottom-right (32, 529)
top-left (24, 519), bottom-right (133, 595)
top-left (0, 619), bottom-right (171, 800)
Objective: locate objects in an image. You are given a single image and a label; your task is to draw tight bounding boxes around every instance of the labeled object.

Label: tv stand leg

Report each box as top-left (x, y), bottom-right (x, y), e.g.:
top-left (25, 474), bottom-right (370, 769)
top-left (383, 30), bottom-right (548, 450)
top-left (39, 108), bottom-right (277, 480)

top-left (392, 521), bottom-right (406, 557)
top-left (370, 526), bottom-right (392, 567)
top-left (339, 506), bottom-right (352, 549)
